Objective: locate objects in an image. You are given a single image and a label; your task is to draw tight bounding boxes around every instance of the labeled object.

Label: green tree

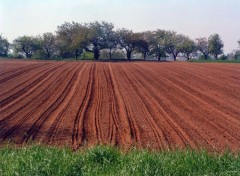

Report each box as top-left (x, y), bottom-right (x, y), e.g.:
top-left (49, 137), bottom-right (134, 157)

top-left (117, 28), bottom-right (139, 60)
top-left (56, 22), bottom-right (76, 58)
top-left (12, 36), bottom-right (41, 58)
top-left (86, 21), bottom-right (114, 60)
top-left (56, 22), bottom-right (90, 59)
top-left (40, 33), bottom-right (56, 59)
top-left (179, 36), bottom-right (196, 60)
top-left (70, 23), bottom-right (90, 59)
top-left (208, 34), bottom-right (224, 59)
top-left (104, 29), bottom-right (118, 60)
top-left (164, 32), bottom-right (184, 61)
top-left (196, 37), bottom-right (209, 60)
top-left (149, 30), bottom-right (168, 61)
top-left (135, 32), bottom-right (150, 60)
top-left (0, 35), bottom-right (9, 57)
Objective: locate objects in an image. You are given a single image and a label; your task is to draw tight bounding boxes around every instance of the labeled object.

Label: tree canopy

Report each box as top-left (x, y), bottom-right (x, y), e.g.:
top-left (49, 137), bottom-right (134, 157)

top-left (1, 21), bottom-right (237, 61)
top-left (12, 36), bottom-right (41, 58)
top-left (208, 34), bottom-right (224, 59)
top-left (0, 35), bottom-right (9, 57)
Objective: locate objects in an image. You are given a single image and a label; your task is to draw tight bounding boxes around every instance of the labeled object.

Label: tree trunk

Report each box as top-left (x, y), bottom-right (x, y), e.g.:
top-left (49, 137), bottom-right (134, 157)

top-left (109, 52), bottom-right (112, 60)
top-left (47, 52), bottom-right (50, 60)
top-left (47, 49), bottom-right (50, 60)
top-left (173, 54), bottom-right (177, 61)
top-left (204, 54), bottom-right (208, 60)
top-left (127, 51), bottom-right (131, 61)
top-left (94, 47), bottom-right (100, 60)
top-left (75, 50), bottom-right (78, 59)
top-left (109, 49), bottom-right (112, 60)
top-left (143, 53), bottom-right (147, 61)
top-left (26, 52), bottom-right (29, 58)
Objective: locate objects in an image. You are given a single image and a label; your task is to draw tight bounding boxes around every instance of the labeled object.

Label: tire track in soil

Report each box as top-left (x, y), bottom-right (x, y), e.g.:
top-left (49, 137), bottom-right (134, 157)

top-left (102, 65), bottom-right (117, 145)
top-left (0, 63), bottom-right (77, 142)
top-left (83, 63), bottom-right (106, 146)
top-left (1, 60), bottom-right (240, 151)
top-left (105, 64), bottom-right (134, 147)
top-left (111, 64), bottom-right (168, 148)
top-left (21, 63), bottom-right (81, 143)
top-left (72, 63), bottom-right (95, 149)
top-left (48, 64), bottom-right (93, 146)
top-left (131, 63), bottom-right (219, 150)
top-left (110, 64), bottom-right (141, 146)
top-left (45, 64), bottom-right (87, 143)
top-left (116, 64), bottom-right (168, 149)
top-left (31, 63), bottom-right (87, 143)
top-left (119, 63), bottom-right (195, 150)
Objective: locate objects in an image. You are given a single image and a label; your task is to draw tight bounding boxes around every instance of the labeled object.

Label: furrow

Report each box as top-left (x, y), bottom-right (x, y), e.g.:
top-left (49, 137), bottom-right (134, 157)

top-left (0, 63), bottom-right (73, 123)
top-left (83, 64), bottom-right (103, 145)
top-left (22, 64), bottom-right (81, 142)
top-left (0, 63), bottom-right (48, 84)
top-left (117, 64), bottom-right (166, 149)
top-left (0, 64), bottom-right (76, 142)
top-left (0, 63), bottom-right (64, 110)
top-left (108, 63), bottom-right (139, 147)
top-left (151, 64), bottom-right (240, 130)
top-left (0, 62), bottom-right (43, 80)
top-left (39, 63), bottom-right (87, 143)
top-left (136, 63), bottom-right (240, 151)
top-left (72, 63), bottom-right (95, 149)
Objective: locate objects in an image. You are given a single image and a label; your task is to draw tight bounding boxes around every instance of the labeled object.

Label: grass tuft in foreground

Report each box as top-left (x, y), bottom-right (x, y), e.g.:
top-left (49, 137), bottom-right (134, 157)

top-left (0, 144), bottom-right (240, 176)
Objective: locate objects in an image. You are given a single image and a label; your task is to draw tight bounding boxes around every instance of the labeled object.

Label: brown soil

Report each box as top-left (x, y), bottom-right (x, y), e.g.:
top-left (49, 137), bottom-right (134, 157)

top-left (0, 59), bottom-right (240, 152)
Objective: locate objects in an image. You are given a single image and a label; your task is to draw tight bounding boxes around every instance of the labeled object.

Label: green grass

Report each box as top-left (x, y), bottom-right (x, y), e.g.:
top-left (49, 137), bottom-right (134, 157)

top-left (189, 59), bottom-right (240, 63)
top-left (1, 144), bottom-right (240, 176)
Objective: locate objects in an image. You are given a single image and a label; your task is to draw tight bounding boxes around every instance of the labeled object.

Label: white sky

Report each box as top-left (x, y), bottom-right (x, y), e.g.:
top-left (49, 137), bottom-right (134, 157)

top-left (0, 0), bottom-right (240, 53)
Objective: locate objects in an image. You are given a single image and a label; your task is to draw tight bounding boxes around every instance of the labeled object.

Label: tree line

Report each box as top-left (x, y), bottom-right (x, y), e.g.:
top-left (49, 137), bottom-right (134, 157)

top-left (0, 21), bottom-right (240, 61)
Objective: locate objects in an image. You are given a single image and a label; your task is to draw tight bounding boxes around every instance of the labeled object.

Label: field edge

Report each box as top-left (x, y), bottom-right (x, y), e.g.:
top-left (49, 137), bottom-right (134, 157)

top-left (1, 144), bottom-right (240, 176)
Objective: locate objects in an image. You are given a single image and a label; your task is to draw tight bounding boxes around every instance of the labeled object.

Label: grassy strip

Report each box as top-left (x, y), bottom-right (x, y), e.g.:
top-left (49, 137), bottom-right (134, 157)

top-left (189, 59), bottom-right (240, 63)
top-left (0, 144), bottom-right (240, 176)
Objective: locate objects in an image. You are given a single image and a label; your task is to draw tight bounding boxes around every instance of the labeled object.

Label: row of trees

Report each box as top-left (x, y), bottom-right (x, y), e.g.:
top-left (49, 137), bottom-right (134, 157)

top-left (0, 21), bottom-right (239, 61)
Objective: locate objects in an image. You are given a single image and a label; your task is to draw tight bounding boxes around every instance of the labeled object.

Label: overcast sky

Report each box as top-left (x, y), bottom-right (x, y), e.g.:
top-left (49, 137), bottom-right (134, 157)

top-left (0, 0), bottom-right (240, 53)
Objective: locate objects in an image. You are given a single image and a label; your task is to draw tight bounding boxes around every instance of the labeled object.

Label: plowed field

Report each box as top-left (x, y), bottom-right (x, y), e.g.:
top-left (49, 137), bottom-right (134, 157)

top-left (0, 59), bottom-right (240, 151)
